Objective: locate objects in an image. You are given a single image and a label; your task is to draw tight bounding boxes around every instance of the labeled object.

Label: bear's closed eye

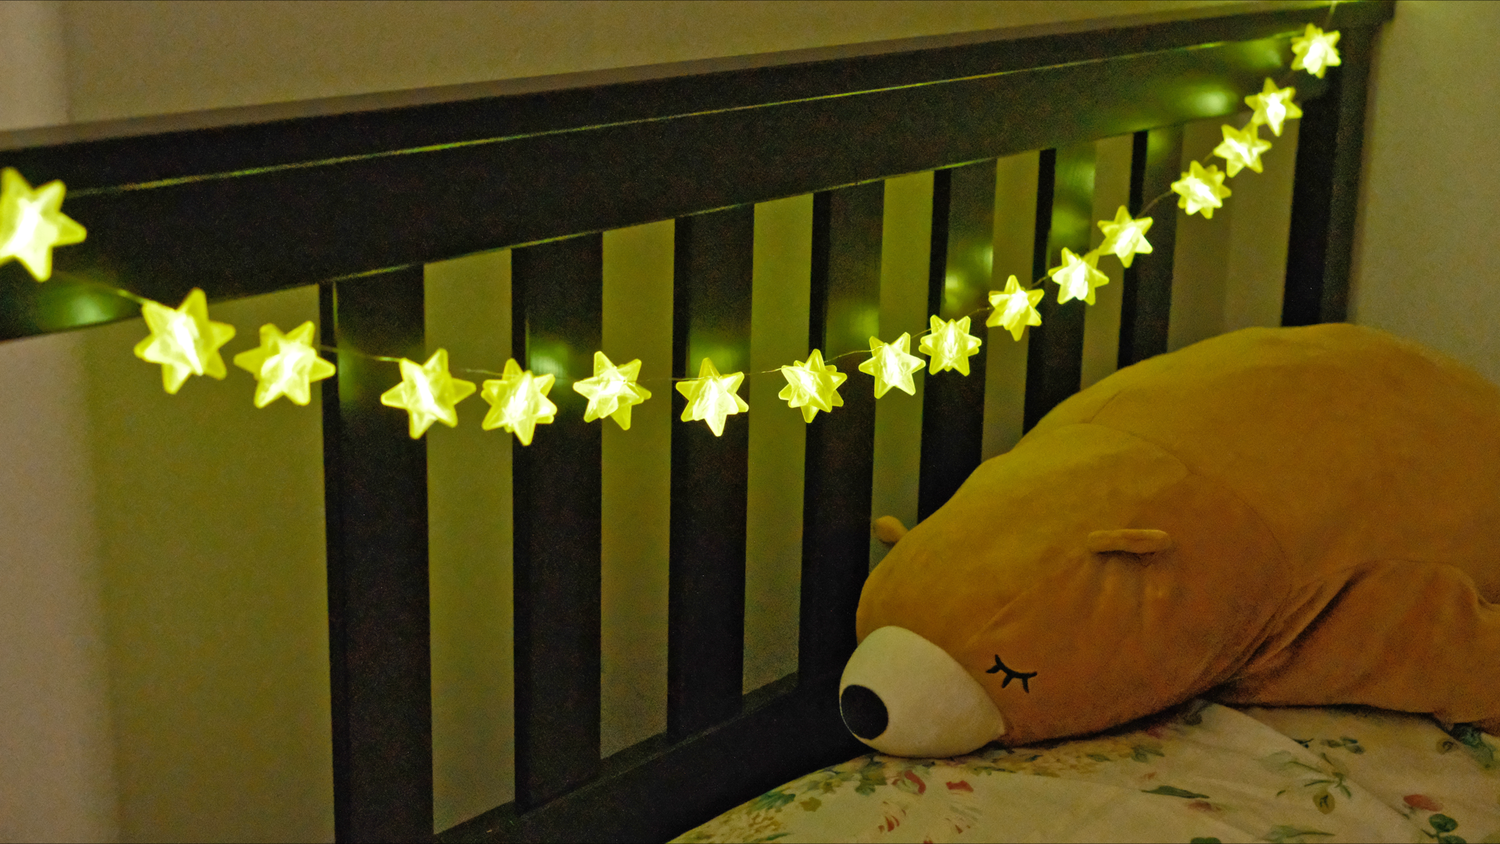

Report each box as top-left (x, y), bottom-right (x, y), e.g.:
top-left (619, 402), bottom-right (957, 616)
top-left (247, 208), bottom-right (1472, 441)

top-left (985, 655), bottom-right (1037, 692)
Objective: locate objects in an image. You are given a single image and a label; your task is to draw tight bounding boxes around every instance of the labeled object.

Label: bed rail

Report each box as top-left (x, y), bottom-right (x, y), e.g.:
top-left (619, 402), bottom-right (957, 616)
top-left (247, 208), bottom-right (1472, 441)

top-left (0, 1), bottom-right (1394, 841)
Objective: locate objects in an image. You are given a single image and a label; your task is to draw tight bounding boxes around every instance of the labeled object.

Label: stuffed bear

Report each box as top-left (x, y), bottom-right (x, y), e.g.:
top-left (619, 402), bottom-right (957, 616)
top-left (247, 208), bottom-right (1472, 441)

top-left (841, 323), bottom-right (1500, 757)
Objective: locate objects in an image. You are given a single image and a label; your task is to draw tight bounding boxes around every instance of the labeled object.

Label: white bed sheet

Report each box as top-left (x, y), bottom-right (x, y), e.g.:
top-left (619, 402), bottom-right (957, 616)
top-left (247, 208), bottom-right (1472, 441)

top-left (675, 701), bottom-right (1500, 843)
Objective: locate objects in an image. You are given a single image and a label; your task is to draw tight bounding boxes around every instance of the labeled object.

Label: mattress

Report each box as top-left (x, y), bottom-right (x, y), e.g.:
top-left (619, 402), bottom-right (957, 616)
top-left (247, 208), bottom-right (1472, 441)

top-left (675, 701), bottom-right (1500, 843)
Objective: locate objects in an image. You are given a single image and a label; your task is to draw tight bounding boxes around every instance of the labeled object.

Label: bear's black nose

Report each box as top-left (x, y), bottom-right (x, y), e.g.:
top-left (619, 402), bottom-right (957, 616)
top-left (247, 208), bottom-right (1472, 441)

top-left (840, 684), bottom-right (888, 740)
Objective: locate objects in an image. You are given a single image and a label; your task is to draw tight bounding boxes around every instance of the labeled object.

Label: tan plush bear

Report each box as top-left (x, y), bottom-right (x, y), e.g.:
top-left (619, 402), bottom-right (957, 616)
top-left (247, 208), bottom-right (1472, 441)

top-left (841, 323), bottom-right (1500, 757)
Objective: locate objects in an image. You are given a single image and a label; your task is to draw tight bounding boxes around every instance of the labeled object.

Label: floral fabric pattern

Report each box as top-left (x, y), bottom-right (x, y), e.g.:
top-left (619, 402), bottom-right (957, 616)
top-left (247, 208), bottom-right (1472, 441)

top-left (673, 702), bottom-right (1500, 843)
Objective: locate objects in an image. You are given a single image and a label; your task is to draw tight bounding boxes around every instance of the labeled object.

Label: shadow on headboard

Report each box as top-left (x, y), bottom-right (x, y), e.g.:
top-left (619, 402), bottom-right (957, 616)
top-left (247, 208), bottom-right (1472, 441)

top-left (0, 1), bottom-right (1393, 840)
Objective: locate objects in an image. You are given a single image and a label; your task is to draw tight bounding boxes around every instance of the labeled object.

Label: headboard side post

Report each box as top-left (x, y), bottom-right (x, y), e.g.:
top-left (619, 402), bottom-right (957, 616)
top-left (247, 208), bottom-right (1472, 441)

top-left (1281, 24), bottom-right (1378, 326)
top-left (320, 269), bottom-right (435, 842)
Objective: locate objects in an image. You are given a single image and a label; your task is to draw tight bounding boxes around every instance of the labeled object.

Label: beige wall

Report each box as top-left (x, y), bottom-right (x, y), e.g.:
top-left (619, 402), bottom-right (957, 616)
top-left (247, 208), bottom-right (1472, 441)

top-left (4, 1), bottom-right (1497, 841)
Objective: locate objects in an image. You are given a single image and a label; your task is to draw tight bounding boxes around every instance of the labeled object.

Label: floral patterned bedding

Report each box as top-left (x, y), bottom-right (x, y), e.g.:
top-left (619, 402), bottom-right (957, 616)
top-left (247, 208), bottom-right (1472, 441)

top-left (673, 701), bottom-right (1500, 843)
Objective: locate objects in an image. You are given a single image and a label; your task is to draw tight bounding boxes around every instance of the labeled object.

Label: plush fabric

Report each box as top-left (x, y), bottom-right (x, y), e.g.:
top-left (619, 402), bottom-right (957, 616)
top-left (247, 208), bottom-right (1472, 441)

top-left (850, 323), bottom-right (1500, 754)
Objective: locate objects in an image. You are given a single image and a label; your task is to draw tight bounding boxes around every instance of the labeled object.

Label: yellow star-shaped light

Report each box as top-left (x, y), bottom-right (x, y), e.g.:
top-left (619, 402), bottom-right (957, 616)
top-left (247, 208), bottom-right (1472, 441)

top-left (857, 332), bottom-right (926, 398)
top-left (1291, 24), bottom-right (1341, 79)
top-left (572, 351), bottom-right (651, 430)
top-left (1171, 161), bottom-right (1232, 219)
top-left (1096, 206), bottom-right (1155, 268)
top-left (676, 358), bottom-right (748, 437)
top-left (778, 348), bottom-right (846, 423)
top-left (132, 288), bottom-right (237, 394)
top-left (987, 274), bottom-right (1045, 342)
top-left (1213, 123), bottom-right (1273, 177)
top-left (918, 315), bottom-right (982, 376)
top-left (232, 321), bottom-right (336, 408)
top-left (379, 349), bottom-right (476, 439)
top-left (480, 358), bottom-right (557, 445)
top-left (0, 167), bottom-right (86, 282)
top-left (1047, 248), bottom-right (1110, 306)
top-left (1245, 78), bottom-right (1302, 137)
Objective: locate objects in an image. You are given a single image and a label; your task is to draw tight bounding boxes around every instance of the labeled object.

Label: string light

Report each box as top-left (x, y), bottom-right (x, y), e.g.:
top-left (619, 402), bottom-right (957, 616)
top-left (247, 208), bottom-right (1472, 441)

top-left (1048, 248), bottom-right (1109, 306)
top-left (572, 351), bottom-right (651, 430)
top-left (918, 315), bottom-right (982, 376)
top-left (676, 358), bottom-right (748, 436)
top-left (232, 321), bottom-right (336, 407)
top-left (0, 167), bottom-right (86, 282)
top-left (858, 333), bottom-right (925, 398)
top-left (380, 349), bottom-right (476, 439)
top-left (1291, 23), bottom-right (1341, 79)
top-left (1096, 207), bottom-right (1154, 269)
top-left (6, 15), bottom-right (1337, 432)
top-left (1214, 123), bottom-right (1273, 177)
top-left (132, 288), bottom-right (237, 394)
top-left (1245, 79), bottom-right (1302, 137)
top-left (987, 275), bottom-right (1044, 342)
top-left (1171, 161), bottom-right (1232, 219)
top-left (481, 359), bottom-right (557, 445)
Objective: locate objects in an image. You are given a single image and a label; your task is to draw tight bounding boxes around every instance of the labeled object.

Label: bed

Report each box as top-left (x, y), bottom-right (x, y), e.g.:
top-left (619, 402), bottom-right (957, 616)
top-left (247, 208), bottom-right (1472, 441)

top-left (9, 1), bottom-right (1496, 842)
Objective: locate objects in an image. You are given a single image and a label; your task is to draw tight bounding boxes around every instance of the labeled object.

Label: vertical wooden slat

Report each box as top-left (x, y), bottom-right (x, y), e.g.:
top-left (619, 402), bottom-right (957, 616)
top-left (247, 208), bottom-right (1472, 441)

top-left (1282, 26), bottom-right (1376, 327)
top-left (511, 235), bottom-right (604, 808)
top-left (1023, 143), bottom-right (1097, 432)
top-left (668, 208), bottom-right (753, 739)
top-left (799, 184), bottom-right (883, 685)
top-left (321, 269), bottom-right (434, 842)
top-left (917, 162), bottom-right (996, 520)
top-left (1118, 126), bottom-right (1184, 368)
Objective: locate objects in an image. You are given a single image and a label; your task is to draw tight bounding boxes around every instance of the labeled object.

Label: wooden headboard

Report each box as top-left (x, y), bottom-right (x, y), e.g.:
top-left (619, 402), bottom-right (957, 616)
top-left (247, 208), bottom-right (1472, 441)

top-left (0, 1), bottom-right (1394, 840)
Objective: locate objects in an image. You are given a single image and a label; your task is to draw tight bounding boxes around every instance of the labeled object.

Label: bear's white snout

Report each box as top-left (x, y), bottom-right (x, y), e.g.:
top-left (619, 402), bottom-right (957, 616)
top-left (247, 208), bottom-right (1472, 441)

top-left (839, 625), bottom-right (1006, 757)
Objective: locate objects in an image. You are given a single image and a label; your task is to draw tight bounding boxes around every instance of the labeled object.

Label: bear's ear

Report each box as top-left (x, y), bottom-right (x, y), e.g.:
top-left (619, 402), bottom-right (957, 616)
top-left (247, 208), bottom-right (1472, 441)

top-left (1087, 528), bottom-right (1173, 556)
top-left (873, 516), bottom-right (909, 548)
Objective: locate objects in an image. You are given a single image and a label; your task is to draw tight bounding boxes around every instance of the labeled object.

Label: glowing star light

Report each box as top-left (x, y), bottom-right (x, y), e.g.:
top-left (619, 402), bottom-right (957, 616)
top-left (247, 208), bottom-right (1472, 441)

top-left (232, 321), bottom-right (335, 407)
top-left (1291, 24), bottom-right (1341, 79)
top-left (778, 348), bottom-right (846, 423)
top-left (1171, 161), bottom-right (1232, 219)
top-left (572, 351), bottom-right (651, 430)
top-left (918, 315), bottom-right (982, 376)
top-left (1245, 78), bottom-right (1302, 137)
top-left (857, 333), bottom-right (925, 398)
top-left (1048, 248), bottom-right (1109, 306)
top-left (379, 349), bottom-right (476, 439)
top-left (1096, 206), bottom-right (1154, 268)
top-left (481, 359), bottom-right (557, 445)
top-left (987, 275), bottom-right (1045, 342)
top-left (0, 167), bottom-right (86, 281)
top-left (676, 358), bottom-right (748, 436)
top-left (132, 288), bottom-right (237, 394)
top-left (1214, 123), bottom-right (1273, 177)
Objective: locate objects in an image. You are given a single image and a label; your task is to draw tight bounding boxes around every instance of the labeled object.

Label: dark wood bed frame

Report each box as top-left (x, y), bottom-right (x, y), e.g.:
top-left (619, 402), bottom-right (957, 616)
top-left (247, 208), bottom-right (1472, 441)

top-left (0, 1), bottom-right (1394, 840)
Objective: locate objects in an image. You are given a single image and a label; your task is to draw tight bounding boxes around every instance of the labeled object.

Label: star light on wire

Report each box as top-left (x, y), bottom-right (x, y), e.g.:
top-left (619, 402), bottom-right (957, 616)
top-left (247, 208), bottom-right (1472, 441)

top-left (1245, 78), bottom-right (1302, 137)
top-left (380, 349), bottom-right (476, 439)
top-left (987, 275), bottom-right (1044, 342)
top-left (1214, 123), bottom-right (1273, 177)
top-left (0, 167), bottom-right (86, 282)
top-left (132, 288), bottom-right (237, 394)
top-left (481, 358), bottom-right (557, 445)
top-left (918, 315), bottom-right (982, 376)
top-left (1048, 248), bottom-right (1110, 305)
top-left (676, 358), bottom-right (747, 436)
top-left (572, 351), bottom-right (651, 430)
top-left (1291, 24), bottom-right (1341, 79)
top-left (232, 321), bottom-right (336, 407)
top-left (778, 348), bottom-right (846, 422)
top-left (857, 332), bottom-right (925, 398)
top-left (1171, 161), bottom-right (1232, 219)
top-left (1096, 206), bottom-right (1154, 268)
